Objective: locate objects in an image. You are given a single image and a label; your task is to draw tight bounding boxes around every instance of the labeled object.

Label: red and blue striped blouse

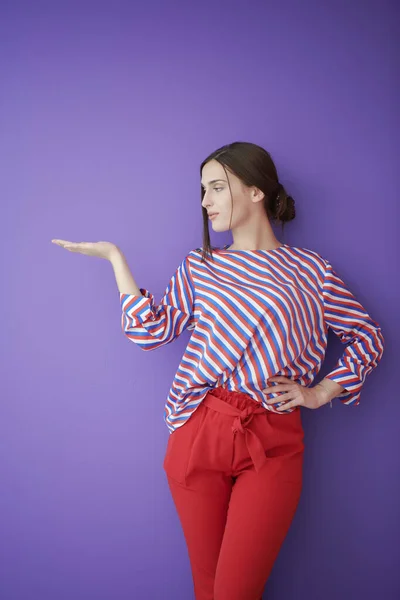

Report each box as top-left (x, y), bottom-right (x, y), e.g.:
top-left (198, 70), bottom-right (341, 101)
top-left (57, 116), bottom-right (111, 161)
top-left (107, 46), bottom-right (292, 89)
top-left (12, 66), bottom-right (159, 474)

top-left (120, 244), bottom-right (384, 434)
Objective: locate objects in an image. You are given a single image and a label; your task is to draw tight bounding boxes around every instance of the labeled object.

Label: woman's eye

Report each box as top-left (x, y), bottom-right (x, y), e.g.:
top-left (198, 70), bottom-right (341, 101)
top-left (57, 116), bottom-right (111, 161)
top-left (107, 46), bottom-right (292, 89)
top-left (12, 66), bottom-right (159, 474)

top-left (214, 187), bottom-right (223, 192)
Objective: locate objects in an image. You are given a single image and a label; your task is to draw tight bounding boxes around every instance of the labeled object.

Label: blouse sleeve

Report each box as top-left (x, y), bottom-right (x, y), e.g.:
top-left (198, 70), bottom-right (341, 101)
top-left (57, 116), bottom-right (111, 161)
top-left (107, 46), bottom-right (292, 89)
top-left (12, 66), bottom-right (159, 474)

top-left (322, 259), bottom-right (385, 405)
top-left (120, 254), bottom-right (195, 351)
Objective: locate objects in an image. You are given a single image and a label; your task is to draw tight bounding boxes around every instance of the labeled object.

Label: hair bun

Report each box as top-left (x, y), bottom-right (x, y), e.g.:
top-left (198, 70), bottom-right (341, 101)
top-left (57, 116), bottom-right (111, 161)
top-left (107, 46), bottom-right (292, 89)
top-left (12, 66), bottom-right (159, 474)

top-left (286, 195), bottom-right (296, 221)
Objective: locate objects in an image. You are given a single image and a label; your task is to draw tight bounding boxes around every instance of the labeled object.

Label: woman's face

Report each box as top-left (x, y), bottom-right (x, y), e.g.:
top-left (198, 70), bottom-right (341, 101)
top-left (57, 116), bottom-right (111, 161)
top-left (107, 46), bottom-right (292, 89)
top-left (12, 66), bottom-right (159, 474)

top-left (201, 159), bottom-right (263, 231)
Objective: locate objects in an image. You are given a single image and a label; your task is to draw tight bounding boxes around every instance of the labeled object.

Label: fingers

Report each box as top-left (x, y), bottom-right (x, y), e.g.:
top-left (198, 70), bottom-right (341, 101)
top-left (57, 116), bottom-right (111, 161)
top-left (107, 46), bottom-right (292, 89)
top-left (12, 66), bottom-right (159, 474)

top-left (52, 239), bottom-right (88, 246)
top-left (276, 401), bottom-right (294, 411)
top-left (263, 384), bottom-right (290, 392)
top-left (263, 383), bottom-right (293, 405)
top-left (52, 239), bottom-right (97, 257)
top-left (52, 239), bottom-right (72, 246)
top-left (52, 239), bottom-right (83, 247)
top-left (52, 239), bottom-right (78, 251)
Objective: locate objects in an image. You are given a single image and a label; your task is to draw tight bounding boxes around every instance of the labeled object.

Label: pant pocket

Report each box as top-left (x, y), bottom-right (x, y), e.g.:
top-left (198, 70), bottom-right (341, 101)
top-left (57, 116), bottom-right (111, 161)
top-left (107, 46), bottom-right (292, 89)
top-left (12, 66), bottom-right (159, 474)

top-left (163, 402), bottom-right (207, 485)
top-left (264, 409), bottom-right (305, 484)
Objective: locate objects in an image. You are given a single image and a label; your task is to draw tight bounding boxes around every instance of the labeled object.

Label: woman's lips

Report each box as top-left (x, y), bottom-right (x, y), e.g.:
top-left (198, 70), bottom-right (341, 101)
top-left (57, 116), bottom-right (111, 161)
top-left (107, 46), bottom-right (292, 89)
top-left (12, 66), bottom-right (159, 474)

top-left (209, 213), bottom-right (219, 220)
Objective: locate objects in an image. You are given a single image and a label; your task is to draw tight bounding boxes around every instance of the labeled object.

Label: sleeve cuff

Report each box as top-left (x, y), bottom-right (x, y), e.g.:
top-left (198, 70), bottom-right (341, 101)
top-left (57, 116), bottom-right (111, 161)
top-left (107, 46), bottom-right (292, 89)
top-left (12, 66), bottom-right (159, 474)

top-left (120, 288), bottom-right (156, 326)
top-left (324, 370), bottom-right (362, 405)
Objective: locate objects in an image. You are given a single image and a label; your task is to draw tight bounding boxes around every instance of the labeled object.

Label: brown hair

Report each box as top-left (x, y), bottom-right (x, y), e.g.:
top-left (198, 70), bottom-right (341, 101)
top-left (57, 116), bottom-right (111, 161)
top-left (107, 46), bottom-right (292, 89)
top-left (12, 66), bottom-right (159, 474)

top-left (199, 141), bottom-right (295, 263)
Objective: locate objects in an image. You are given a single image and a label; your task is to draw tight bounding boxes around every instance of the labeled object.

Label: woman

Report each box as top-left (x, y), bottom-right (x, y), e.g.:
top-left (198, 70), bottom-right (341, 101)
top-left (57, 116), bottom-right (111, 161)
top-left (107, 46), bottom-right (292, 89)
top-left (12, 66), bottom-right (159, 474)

top-left (52, 141), bottom-right (384, 600)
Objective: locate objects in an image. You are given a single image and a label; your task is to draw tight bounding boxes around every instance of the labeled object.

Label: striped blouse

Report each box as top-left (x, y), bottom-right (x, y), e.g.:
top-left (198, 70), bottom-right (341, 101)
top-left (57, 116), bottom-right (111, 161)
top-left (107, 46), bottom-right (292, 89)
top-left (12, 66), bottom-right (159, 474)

top-left (120, 244), bottom-right (384, 434)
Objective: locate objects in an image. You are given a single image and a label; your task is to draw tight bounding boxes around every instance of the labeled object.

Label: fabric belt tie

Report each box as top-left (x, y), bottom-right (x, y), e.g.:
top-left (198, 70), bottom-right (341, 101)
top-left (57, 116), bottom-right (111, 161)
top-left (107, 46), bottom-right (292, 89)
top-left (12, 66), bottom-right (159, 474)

top-left (203, 392), bottom-right (272, 474)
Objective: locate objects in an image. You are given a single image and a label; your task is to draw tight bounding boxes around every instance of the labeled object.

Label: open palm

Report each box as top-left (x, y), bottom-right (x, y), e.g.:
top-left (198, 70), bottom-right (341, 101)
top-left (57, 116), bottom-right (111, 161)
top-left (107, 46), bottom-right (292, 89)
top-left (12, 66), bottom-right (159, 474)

top-left (51, 239), bottom-right (118, 261)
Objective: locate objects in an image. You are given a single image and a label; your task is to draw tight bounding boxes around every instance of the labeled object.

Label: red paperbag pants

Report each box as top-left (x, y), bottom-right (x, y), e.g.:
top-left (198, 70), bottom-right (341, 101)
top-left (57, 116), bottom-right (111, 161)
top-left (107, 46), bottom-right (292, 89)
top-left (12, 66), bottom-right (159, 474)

top-left (163, 386), bottom-right (305, 600)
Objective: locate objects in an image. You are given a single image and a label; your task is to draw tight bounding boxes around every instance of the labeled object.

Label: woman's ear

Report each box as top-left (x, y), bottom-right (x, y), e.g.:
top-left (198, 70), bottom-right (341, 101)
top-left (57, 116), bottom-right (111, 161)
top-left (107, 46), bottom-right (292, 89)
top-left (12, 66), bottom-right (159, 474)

top-left (251, 186), bottom-right (265, 203)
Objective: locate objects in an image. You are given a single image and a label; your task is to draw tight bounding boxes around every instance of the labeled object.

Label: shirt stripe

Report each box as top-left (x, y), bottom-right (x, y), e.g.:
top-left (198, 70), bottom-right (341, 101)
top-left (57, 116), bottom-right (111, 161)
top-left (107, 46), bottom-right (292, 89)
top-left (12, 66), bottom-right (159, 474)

top-left (120, 245), bottom-right (384, 434)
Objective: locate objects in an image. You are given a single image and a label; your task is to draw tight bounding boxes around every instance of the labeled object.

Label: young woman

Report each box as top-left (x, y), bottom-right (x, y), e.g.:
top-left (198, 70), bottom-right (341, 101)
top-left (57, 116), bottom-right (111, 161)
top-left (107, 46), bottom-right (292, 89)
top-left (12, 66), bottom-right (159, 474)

top-left (52, 141), bottom-right (384, 600)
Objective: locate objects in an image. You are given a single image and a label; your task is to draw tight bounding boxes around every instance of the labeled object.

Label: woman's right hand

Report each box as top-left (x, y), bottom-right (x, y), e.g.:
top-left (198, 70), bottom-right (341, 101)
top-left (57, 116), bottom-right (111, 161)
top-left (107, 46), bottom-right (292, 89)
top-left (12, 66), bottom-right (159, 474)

top-left (51, 239), bottom-right (120, 261)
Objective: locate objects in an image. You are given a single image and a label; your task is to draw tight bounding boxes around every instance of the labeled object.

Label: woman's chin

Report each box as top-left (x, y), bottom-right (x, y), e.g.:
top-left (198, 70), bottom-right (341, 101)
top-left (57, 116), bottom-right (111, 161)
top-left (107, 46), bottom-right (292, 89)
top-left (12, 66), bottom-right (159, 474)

top-left (210, 218), bottom-right (226, 230)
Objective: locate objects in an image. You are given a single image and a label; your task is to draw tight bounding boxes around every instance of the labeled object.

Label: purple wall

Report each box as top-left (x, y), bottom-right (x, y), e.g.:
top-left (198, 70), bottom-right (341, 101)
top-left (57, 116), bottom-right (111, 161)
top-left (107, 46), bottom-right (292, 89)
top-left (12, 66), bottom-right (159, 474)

top-left (1, 1), bottom-right (398, 598)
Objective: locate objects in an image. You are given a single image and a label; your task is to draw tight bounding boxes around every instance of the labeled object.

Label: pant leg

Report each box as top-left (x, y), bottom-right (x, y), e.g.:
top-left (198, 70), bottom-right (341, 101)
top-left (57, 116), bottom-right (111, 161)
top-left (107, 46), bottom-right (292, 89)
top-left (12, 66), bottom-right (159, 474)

top-left (213, 462), bottom-right (303, 600)
top-left (165, 473), bottom-right (233, 600)
top-left (163, 398), bottom-right (239, 599)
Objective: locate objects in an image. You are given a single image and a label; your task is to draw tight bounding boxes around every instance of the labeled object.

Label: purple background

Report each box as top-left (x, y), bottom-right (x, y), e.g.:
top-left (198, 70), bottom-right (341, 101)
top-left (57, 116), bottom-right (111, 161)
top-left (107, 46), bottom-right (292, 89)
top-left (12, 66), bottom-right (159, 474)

top-left (1, 1), bottom-right (398, 598)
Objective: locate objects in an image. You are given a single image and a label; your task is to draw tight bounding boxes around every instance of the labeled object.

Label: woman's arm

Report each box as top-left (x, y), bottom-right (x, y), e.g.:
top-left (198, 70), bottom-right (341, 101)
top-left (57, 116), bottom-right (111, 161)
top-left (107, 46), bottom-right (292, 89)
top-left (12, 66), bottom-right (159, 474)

top-left (321, 259), bottom-right (385, 405)
top-left (114, 248), bottom-right (196, 351)
top-left (316, 378), bottom-right (346, 408)
top-left (110, 246), bottom-right (143, 295)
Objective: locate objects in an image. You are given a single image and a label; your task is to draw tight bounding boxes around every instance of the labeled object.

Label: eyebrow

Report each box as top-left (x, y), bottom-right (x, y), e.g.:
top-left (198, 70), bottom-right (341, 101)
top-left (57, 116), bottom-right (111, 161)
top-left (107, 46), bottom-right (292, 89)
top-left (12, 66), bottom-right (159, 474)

top-left (201, 179), bottom-right (226, 187)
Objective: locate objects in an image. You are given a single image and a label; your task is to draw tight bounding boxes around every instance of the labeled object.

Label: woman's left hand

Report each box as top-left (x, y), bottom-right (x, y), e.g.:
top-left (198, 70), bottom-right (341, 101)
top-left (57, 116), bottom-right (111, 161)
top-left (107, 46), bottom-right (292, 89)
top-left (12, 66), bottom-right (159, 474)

top-left (262, 376), bottom-right (330, 410)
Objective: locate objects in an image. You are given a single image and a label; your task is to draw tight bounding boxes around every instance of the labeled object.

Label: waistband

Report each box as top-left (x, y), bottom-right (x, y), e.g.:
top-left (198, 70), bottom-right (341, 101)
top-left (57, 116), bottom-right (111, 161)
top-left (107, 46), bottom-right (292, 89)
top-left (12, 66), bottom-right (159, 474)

top-left (203, 389), bottom-right (272, 474)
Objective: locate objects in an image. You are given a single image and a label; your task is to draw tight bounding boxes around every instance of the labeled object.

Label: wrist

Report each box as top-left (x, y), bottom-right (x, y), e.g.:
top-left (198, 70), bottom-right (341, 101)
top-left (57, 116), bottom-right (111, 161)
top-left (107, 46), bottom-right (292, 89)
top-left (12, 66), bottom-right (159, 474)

top-left (109, 245), bottom-right (123, 264)
top-left (316, 378), bottom-right (346, 405)
top-left (314, 383), bottom-right (333, 407)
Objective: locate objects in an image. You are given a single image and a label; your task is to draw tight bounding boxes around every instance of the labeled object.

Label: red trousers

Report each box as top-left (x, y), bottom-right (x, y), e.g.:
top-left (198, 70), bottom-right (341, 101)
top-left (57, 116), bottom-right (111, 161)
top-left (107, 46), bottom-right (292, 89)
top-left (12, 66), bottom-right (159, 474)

top-left (163, 386), bottom-right (305, 600)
